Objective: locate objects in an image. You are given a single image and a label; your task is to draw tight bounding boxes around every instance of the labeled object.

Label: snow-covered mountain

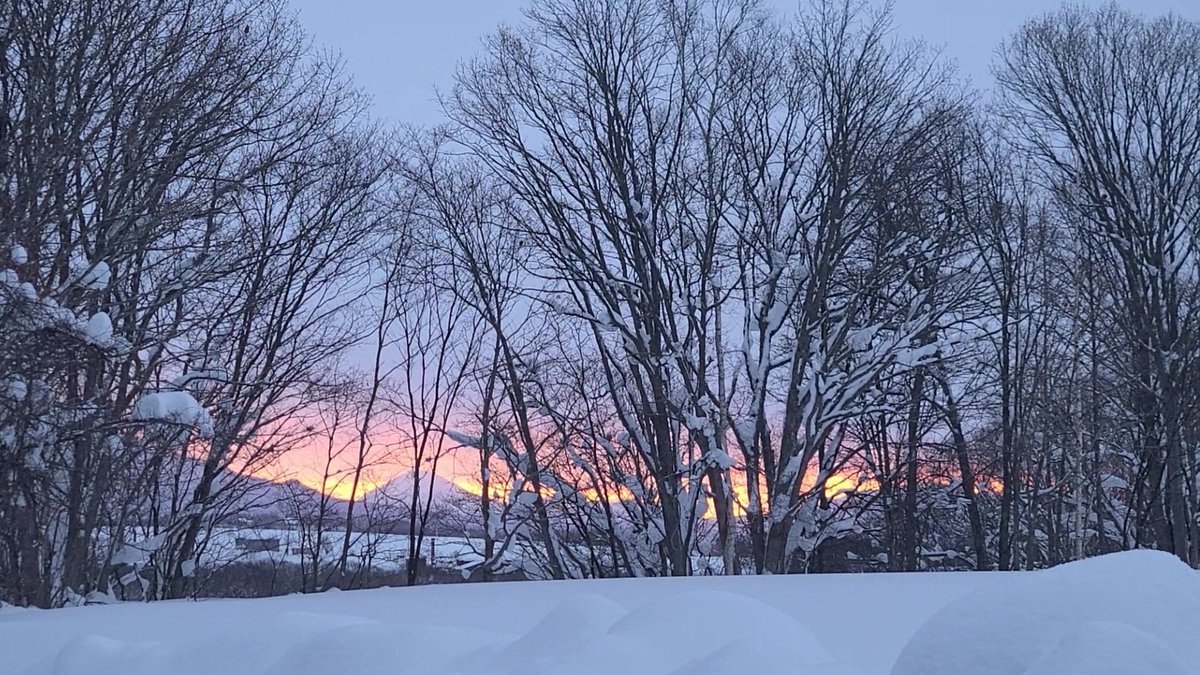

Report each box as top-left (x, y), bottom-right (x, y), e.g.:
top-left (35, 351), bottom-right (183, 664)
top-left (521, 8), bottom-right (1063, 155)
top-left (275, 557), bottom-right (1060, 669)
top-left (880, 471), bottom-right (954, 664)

top-left (363, 471), bottom-right (462, 506)
top-left (135, 455), bottom-right (470, 527)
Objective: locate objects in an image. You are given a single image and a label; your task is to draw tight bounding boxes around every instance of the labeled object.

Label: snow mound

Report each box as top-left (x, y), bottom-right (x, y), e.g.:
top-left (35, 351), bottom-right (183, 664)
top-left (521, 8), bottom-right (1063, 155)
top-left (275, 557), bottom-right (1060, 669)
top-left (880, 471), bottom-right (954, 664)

top-left (551, 632), bottom-right (658, 675)
top-left (266, 621), bottom-right (496, 675)
top-left (891, 550), bottom-right (1200, 675)
top-left (469, 589), bottom-right (844, 675)
top-left (502, 593), bottom-right (626, 655)
top-left (612, 589), bottom-right (830, 655)
top-left (601, 590), bottom-right (835, 672)
top-left (49, 635), bottom-right (137, 675)
top-left (5, 558), bottom-right (1195, 675)
top-left (466, 594), bottom-right (630, 675)
top-left (1022, 621), bottom-right (1188, 675)
top-left (672, 636), bottom-right (864, 675)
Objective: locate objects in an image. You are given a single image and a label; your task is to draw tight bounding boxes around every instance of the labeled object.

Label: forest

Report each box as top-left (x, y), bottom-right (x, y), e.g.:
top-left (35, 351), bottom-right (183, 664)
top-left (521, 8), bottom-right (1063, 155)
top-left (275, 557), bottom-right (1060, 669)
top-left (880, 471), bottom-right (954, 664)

top-left (2, 0), bottom-right (1200, 607)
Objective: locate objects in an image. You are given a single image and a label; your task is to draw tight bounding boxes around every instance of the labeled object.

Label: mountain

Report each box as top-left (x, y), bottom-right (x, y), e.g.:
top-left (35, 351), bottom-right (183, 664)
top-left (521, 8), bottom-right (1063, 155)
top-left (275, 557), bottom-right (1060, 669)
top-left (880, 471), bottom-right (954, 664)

top-left (133, 455), bottom-right (471, 528)
top-left (361, 471), bottom-right (464, 508)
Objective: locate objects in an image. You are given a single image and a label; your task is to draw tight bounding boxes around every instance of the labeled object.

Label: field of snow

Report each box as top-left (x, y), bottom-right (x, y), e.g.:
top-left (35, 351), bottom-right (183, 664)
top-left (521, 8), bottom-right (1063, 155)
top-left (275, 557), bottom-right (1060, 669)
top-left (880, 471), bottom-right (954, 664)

top-left (199, 527), bottom-right (531, 575)
top-left (192, 526), bottom-right (724, 578)
top-left (1, 550), bottom-right (1197, 674)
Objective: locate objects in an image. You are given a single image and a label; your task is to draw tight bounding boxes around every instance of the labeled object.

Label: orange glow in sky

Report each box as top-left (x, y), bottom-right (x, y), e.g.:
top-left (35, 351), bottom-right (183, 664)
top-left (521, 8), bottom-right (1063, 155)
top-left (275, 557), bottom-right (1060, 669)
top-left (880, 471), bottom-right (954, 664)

top-left (294, 472), bottom-right (389, 501)
top-left (253, 429), bottom-right (1003, 515)
top-left (448, 464), bottom-right (884, 521)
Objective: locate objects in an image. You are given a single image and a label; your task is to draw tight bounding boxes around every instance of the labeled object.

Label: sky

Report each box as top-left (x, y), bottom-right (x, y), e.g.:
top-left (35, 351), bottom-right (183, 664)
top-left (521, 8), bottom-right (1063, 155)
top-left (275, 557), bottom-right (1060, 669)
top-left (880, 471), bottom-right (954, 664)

top-left (282, 0), bottom-right (1200, 498)
top-left (293, 0), bottom-right (1200, 127)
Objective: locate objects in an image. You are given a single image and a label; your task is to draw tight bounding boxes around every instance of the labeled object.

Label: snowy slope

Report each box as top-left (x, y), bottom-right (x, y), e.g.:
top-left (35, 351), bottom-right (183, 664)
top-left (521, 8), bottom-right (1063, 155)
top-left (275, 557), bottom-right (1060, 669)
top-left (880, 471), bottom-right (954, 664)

top-left (893, 550), bottom-right (1200, 675)
top-left (1, 551), bottom-right (1196, 675)
top-left (361, 470), bottom-right (463, 511)
top-left (135, 456), bottom-right (341, 523)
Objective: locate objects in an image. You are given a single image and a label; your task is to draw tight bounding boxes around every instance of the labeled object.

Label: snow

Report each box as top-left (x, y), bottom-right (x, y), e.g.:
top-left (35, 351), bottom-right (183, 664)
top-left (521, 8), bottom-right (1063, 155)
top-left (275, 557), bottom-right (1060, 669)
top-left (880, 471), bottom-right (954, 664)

top-left (83, 312), bottom-right (113, 345)
top-left (704, 447), bottom-right (736, 469)
top-left (112, 533), bottom-right (167, 567)
top-left (10, 245), bottom-right (27, 264)
top-left (0, 552), bottom-right (1196, 675)
top-left (79, 261), bottom-right (111, 291)
top-left (892, 550), bottom-right (1200, 675)
top-left (131, 391), bottom-right (215, 438)
top-left (186, 527), bottom-right (540, 576)
top-left (1022, 621), bottom-right (1189, 675)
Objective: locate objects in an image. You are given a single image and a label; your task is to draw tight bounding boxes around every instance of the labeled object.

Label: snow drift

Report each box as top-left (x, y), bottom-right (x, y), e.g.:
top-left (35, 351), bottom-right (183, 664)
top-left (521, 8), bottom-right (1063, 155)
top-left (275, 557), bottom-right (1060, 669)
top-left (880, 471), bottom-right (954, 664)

top-left (0, 551), bottom-right (1195, 675)
top-left (892, 550), bottom-right (1200, 675)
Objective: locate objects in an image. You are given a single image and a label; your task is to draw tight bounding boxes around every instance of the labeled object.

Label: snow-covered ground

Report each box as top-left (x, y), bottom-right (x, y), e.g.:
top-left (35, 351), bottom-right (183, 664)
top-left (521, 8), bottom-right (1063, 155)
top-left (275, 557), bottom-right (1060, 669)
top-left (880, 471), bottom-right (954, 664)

top-left (199, 528), bottom-right (531, 575)
top-left (185, 527), bottom-right (724, 578)
top-left (1, 550), bottom-right (1196, 674)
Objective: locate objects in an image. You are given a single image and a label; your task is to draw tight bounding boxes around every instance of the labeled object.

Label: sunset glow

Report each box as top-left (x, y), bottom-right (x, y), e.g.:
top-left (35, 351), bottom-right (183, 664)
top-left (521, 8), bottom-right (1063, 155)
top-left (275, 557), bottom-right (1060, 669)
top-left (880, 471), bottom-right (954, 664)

top-left (448, 465), bottom-right (889, 520)
top-left (255, 429), bottom-right (1004, 513)
top-left (296, 473), bottom-right (389, 501)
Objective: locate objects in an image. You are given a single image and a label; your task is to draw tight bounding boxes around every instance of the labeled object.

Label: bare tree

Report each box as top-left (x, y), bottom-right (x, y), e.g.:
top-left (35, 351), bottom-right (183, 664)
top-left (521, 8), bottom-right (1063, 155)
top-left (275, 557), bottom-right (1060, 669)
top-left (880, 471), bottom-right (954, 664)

top-left (997, 4), bottom-right (1200, 564)
top-left (0, 0), bottom-right (385, 605)
top-left (401, 136), bottom-right (572, 579)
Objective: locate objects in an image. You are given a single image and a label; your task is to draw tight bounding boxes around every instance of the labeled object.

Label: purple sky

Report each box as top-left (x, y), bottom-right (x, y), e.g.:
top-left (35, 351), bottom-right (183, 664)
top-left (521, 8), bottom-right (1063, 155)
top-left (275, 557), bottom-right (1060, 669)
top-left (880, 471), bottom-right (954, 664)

top-left (293, 0), bottom-right (1200, 125)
